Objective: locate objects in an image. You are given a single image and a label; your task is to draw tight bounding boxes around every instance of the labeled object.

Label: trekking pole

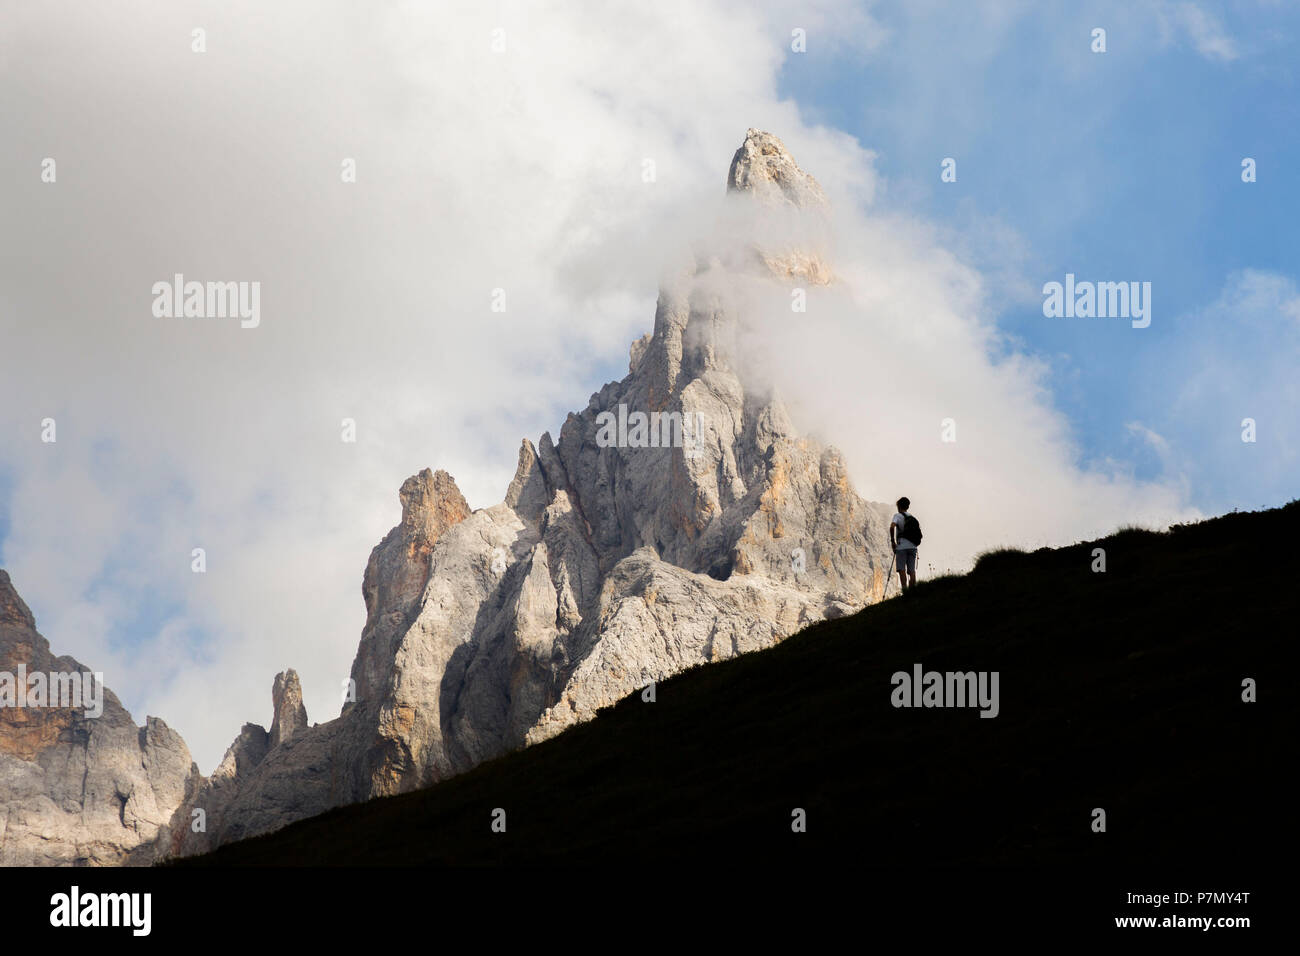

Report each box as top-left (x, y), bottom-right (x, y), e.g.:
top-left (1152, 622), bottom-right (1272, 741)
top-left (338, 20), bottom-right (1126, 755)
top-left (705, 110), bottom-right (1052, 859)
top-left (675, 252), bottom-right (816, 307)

top-left (882, 550), bottom-right (896, 600)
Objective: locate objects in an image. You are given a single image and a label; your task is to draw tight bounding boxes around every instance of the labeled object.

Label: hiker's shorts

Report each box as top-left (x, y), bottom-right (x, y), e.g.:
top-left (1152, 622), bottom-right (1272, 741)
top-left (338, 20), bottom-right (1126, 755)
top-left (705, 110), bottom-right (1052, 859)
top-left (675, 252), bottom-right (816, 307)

top-left (896, 548), bottom-right (917, 575)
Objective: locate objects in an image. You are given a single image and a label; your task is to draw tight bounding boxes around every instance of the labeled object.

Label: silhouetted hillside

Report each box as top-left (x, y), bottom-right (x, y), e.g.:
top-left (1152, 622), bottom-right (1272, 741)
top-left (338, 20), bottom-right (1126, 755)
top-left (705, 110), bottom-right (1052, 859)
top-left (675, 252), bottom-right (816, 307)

top-left (178, 502), bottom-right (1293, 866)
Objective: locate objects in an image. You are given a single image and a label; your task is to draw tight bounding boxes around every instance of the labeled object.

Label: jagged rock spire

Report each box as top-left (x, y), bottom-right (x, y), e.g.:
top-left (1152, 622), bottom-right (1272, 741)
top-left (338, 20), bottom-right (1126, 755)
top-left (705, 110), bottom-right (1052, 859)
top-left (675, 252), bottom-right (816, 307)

top-left (270, 669), bottom-right (308, 749)
top-left (727, 128), bottom-right (828, 208)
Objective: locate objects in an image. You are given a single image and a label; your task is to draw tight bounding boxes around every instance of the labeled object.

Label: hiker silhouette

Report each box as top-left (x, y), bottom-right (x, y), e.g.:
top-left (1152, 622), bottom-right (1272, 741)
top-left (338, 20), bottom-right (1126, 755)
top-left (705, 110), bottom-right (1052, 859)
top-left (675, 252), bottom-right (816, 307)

top-left (889, 497), bottom-right (922, 594)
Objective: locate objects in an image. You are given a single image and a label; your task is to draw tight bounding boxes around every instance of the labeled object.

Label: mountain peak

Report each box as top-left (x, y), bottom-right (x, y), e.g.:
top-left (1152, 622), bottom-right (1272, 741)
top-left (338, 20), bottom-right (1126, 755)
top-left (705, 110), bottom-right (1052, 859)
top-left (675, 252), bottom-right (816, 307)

top-left (399, 468), bottom-right (470, 535)
top-left (135, 130), bottom-right (889, 862)
top-left (0, 569), bottom-right (197, 865)
top-left (727, 129), bottom-right (828, 208)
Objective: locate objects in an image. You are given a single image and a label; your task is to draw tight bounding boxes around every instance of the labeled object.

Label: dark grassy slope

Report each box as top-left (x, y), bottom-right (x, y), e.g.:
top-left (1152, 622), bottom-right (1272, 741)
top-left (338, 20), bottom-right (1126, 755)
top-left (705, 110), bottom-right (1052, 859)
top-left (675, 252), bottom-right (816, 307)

top-left (181, 502), bottom-right (1294, 866)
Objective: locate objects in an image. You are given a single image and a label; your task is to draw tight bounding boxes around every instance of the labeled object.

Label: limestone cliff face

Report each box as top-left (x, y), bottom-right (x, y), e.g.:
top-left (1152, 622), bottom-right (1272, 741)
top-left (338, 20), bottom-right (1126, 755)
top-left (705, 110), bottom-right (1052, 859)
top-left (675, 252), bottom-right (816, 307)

top-left (0, 571), bottom-right (198, 865)
top-left (3, 131), bottom-right (895, 864)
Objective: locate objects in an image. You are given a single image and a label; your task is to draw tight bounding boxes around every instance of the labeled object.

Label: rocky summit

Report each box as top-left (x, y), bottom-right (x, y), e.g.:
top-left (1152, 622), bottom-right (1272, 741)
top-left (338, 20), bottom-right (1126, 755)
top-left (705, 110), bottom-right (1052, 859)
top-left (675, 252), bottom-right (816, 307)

top-left (0, 131), bottom-right (895, 864)
top-left (0, 571), bottom-right (197, 865)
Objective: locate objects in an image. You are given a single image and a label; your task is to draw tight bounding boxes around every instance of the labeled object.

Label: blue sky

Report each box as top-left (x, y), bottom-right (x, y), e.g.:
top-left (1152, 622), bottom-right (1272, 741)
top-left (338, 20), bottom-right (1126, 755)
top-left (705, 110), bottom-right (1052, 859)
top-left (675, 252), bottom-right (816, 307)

top-left (779, 1), bottom-right (1298, 512)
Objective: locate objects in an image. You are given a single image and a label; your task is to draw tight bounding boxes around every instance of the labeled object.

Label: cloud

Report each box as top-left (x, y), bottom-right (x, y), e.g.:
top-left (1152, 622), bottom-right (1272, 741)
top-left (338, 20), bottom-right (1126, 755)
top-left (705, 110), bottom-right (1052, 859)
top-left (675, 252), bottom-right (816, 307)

top-left (1145, 269), bottom-right (1300, 509)
top-left (1124, 421), bottom-right (1172, 458)
top-left (1, 0), bottom-right (1194, 770)
top-left (1158, 1), bottom-right (1240, 62)
top-left (710, 208), bottom-right (1194, 574)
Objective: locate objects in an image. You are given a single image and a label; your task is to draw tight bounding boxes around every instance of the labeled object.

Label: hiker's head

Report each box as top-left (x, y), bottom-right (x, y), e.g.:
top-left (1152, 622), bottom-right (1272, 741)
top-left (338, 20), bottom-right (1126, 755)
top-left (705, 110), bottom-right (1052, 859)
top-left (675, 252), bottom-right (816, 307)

top-left (897, 497), bottom-right (910, 512)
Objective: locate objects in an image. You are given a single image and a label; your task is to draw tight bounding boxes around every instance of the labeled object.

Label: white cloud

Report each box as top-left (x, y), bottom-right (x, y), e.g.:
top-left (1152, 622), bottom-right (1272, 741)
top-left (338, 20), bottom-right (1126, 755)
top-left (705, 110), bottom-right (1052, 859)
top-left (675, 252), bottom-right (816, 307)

top-left (1125, 421), bottom-right (1173, 460)
top-left (1154, 269), bottom-right (1300, 509)
top-left (1, 0), bottom-right (1193, 771)
top-left (1158, 1), bottom-right (1240, 62)
top-left (714, 210), bottom-right (1194, 573)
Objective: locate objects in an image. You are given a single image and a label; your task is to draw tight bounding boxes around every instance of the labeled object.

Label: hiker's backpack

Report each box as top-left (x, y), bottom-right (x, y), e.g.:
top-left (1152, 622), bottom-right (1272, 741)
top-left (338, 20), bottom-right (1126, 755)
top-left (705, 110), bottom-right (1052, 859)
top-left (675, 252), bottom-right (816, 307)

top-left (901, 513), bottom-right (923, 546)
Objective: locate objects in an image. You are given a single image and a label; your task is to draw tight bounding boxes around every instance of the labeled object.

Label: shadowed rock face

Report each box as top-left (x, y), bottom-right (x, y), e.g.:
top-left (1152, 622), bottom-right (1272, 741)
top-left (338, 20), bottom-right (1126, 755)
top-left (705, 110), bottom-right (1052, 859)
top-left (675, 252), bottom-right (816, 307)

top-left (4, 132), bottom-right (894, 863)
top-left (0, 571), bottom-right (198, 866)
